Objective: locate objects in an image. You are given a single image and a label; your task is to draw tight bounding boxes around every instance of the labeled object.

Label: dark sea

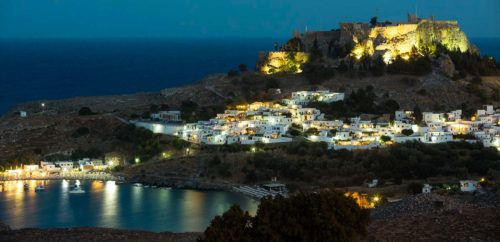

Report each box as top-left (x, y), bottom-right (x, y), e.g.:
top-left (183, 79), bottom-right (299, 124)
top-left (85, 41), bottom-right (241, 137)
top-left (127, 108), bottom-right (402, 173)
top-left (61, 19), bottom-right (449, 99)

top-left (0, 38), bottom-right (282, 114)
top-left (0, 37), bottom-right (498, 114)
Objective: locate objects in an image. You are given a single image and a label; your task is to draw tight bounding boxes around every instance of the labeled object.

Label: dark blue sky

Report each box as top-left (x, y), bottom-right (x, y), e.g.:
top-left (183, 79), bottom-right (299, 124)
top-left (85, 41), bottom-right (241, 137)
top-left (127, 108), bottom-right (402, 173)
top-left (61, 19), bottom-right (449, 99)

top-left (0, 0), bottom-right (498, 39)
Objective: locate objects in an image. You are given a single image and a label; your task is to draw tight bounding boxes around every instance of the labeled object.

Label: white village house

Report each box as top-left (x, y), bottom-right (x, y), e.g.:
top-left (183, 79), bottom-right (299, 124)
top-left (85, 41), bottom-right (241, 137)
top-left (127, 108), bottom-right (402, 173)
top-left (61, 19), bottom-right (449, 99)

top-left (130, 90), bottom-right (500, 151)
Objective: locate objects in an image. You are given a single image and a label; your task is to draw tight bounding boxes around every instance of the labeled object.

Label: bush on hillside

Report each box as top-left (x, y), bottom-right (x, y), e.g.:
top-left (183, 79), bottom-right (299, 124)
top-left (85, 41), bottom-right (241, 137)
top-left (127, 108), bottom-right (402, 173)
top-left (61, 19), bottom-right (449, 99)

top-left (199, 191), bottom-right (370, 242)
top-left (387, 56), bottom-right (432, 75)
top-left (72, 127), bottom-right (90, 138)
top-left (78, 107), bottom-right (95, 116)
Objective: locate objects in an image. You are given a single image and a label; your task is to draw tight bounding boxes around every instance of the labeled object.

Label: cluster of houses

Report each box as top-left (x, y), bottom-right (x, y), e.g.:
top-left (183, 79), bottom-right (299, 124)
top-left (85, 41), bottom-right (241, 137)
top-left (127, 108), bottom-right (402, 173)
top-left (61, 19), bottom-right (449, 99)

top-left (133, 90), bottom-right (500, 151)
top-left (2, 158), bottom-right (114, 179)
top-left (422, 180), bottom-right (483, 193)
top-left (176, 91), bottom-right (345, 145)
top-left (368, 179), bottom-right (483, 193)
top-left (307, 104), bottom-right (500, 150)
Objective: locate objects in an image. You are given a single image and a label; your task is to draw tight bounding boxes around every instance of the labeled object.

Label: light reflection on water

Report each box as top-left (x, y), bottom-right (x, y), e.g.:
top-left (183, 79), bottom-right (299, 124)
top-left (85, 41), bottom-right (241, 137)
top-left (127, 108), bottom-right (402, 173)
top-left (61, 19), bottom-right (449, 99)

top-left (0, 180), bottom-right (259, 232)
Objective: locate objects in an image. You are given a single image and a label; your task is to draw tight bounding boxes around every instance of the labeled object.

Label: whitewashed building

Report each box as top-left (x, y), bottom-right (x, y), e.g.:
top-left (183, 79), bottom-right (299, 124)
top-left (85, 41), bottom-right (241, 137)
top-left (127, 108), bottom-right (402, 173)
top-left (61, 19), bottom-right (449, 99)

top-left (283, 90), bottom-right (344, 106)
top-left (150, 111), bottom-right (182, 122)
top-left (460, 180), bottom-right (479, 192)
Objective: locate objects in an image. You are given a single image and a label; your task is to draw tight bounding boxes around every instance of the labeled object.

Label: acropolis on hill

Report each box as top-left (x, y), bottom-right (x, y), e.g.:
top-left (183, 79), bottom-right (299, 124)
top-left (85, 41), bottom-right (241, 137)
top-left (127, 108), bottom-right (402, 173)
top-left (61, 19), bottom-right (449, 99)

top-left (259, 13), bottom-right (477, 74)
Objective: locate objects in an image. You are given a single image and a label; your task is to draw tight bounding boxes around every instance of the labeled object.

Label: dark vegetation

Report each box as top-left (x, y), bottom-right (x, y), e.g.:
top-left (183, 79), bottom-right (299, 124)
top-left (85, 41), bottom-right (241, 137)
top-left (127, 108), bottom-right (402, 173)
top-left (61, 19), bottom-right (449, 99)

top-left (387, 56), bottom-right (432, 75)
top-left (302, 62), bottom-right (336, 85)
top-left (113, 124), bottom-right (189, 163)
top-left (71, 127), bottom-right (90, 138)
top-left (464, 76), bottom-right (493, 104)
top-left (179, 101), bottom-right (226, 123)
top-left (199, 190), bottom-right (370, 242)
top-left (328, 42), bottom-right (354, 59)
top-left (306, 86), bottom-right (399, 118)
top-left (43, 148), bottom-right (103, 162)
top-left (78, 107), bottom-right (96, 116)
top-left (206, 141), bottom-right (500, 186)
top-left (70, 148), bottom-right (103, 160)
top-left (444, 49), bottom-right (498, 76)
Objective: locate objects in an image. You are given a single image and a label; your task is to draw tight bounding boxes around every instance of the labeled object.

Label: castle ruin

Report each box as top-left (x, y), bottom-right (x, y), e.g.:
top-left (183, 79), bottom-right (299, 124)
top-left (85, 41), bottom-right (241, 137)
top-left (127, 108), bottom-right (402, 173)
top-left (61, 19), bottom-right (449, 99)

top-left (258, 14), bottom-right (477, 74)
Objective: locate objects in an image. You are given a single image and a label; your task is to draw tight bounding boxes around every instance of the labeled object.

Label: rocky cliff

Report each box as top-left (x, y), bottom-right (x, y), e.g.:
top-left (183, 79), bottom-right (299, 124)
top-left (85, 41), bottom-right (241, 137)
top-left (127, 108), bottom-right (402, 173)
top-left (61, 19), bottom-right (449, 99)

top-left (350, 19), bottom-right (477, 63)
top-left (282, 15), bottom-right (478, 65)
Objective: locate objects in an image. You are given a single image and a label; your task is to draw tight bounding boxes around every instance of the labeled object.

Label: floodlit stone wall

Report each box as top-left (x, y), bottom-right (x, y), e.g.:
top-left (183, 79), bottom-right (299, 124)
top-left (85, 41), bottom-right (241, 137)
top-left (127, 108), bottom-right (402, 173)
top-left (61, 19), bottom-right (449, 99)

top-left (259, 51), bottom-right (309, 74)
top-left (348, 20), bottom-right (475, 63)
top-left (416, 20), bottom-right (470, 53)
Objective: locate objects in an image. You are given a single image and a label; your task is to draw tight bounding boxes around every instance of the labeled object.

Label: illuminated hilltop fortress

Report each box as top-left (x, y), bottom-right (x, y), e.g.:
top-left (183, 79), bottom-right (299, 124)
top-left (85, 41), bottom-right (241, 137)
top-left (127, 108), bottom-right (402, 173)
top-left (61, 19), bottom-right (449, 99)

top-left (259, 13), bottom-right (477, 74)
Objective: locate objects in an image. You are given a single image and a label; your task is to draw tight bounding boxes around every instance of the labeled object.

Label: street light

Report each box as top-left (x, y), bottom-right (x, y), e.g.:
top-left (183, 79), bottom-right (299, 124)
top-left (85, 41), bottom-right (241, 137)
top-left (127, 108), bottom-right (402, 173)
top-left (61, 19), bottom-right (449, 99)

top-left (251, 147), bottom-right (256, 153)
top-left (134, 157), bottom-right (140, 163)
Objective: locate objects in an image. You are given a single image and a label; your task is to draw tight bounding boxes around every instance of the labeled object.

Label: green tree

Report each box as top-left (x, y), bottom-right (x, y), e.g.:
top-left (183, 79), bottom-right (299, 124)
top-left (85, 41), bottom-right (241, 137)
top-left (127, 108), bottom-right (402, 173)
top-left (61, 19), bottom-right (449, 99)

top-left (309, 38), bottom-right (323, 63)
top-left (200, 205), bottom-right (253, 242)
top-left (72, 127), bottom-right (90, 138)
top-left (407, 182), bottom-right (423, 194)
top-left (238, 64), bottom-right (248, 72)
top-left (381, 135), bottom-right (391, 142)
top-left (265, 78), bottom-right (280, 89)
top-left (149, 104), bottom-right (159, 113)
top-left (402, 129), bottom-right (414, 136)
top-left (199, 191), bottom-right (370, 242)
top-left (370, 16), bottom-right (378, 27)
top-left (78, 107), bottom-right (95, 116)
top-left (413, 105), bottom-right (423, 124)
top-left (338, 60), bottom-right (349, 73)
top-left (379, 99), bottom-right (400, 114)
top-left (304, 128), bottom-right (320, 136)
top-left (371, 55), bottom-right (386, 76)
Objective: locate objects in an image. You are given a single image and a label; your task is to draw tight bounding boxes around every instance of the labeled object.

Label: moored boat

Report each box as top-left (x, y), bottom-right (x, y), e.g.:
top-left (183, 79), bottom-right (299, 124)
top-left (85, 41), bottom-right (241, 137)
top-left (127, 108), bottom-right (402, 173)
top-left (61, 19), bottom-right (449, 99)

top-left (35, 185), bottom-right (46, 192)
top-left (69, 186), bottom-right (85, 194)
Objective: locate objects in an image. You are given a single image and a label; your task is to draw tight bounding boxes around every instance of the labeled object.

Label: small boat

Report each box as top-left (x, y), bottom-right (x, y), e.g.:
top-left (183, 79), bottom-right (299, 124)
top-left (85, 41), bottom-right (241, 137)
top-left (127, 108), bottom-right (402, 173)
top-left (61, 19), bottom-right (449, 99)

top-left (144, 185), bottom-right (151, 188)
top-left (133, 183), bottom-right (143, 187)
top-left (69, 186), bottom-right (85, 194)
top-left (115, 181), bottom-right (125, 185)
top-left (163, 187), bottom-right (172, 190)
top-left (35, 185), bottom-right (46, 192)
top-left (152, 186), bottom-right (158, 188)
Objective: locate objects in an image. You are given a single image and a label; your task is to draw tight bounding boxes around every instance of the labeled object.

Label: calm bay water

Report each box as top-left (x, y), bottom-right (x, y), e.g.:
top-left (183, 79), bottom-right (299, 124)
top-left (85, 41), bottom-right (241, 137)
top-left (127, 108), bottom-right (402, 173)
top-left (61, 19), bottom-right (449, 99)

top-left (0, 180), bottom-right (258, 232)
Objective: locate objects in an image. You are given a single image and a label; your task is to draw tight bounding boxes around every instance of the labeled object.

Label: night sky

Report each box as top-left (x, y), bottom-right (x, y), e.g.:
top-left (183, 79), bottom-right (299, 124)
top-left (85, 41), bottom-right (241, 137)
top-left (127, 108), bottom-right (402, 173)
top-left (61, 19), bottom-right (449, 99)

top-left (0, 0), bottom-right (498, 39)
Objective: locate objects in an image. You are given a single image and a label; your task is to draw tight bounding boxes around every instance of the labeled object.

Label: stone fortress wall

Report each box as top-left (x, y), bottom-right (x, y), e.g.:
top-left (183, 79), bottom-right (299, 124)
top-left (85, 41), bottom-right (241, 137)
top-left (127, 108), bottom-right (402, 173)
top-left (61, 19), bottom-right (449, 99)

top-left (257, 13), bottom-right (477, 73)
top-left (301, 13), bottom-right (477, 63)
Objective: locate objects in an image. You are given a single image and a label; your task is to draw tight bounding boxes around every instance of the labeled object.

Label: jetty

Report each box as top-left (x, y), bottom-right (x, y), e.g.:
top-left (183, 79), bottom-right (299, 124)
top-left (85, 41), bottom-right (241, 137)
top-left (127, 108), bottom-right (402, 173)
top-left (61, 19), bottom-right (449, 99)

top-left (233, 181), bottom-right (288, 199)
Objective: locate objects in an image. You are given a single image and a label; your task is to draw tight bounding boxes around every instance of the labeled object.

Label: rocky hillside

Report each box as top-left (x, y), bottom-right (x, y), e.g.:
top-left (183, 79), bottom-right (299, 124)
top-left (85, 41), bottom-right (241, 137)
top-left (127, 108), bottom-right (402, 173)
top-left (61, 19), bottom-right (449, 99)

top-left (159, 71), bottom-right (500, 112)
top-left (366, 193), bottom-right (500, 241)
top-left (1, 70), bottom-right (499, 164)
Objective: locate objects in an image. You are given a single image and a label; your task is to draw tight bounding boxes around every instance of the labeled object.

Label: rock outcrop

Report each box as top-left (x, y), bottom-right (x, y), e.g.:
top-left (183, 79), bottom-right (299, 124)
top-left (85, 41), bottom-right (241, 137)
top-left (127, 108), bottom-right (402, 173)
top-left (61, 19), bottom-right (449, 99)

top-left (281, 14), bottom-right (478, 65)
top-left (437, 54), bottom-right (456, 77)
